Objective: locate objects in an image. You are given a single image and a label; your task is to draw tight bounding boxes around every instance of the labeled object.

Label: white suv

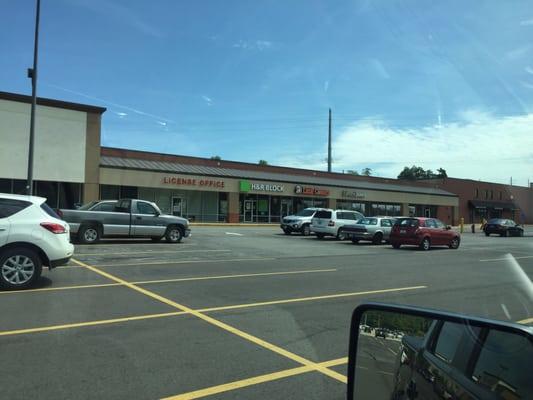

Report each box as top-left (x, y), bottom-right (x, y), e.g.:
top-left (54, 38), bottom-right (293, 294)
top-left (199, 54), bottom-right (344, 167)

top-left (0, 193), bottom-right (74, 289)
top-left (311, 209), bottom-right (364, 240)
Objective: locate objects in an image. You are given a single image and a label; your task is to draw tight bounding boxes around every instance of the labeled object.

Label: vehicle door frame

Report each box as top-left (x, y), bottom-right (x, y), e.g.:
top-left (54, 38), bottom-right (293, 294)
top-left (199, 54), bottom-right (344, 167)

top-left (132, 200), bottom-right (166, 237)
top-left (107, 199), bottom-right (132, 236)
top-left (380, 218), bottom-right (393, 239)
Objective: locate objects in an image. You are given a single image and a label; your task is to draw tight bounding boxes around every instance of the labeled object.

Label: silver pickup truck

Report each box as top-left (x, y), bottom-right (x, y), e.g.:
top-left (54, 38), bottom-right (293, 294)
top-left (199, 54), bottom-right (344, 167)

top-left (60, 199), bottom-right (191, 244)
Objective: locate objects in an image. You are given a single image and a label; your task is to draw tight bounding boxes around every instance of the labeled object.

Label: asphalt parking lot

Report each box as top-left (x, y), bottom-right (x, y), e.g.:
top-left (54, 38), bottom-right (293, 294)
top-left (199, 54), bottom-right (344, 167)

top-left (1, 226), bottom-right (532, 400)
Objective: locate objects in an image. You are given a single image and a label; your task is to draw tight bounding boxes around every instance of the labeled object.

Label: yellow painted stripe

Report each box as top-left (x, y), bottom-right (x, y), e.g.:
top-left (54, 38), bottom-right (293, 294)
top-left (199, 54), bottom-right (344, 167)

top-left (75, 249), bottom-right (230, 256)
top-left (0, 269), bottom-right (336, 295)
top-left (517, 317), bottom-right (533, 325)
top-left (479, 255), bottom-right (533, 262)
top-left (89, 257), bottom-right (277, 268)
top-left (0, 311), bottom-right (185, 337)
top-left (161, 357), bottom-right (348, 400)
top-left (72, 258), bottom-right (346, 383)
top-left (198, 286), bottom-right (428, 313)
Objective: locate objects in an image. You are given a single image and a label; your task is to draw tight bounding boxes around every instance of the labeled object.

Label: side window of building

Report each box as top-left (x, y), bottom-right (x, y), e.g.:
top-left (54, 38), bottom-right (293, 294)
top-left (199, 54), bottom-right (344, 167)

top-left (0, 199), bottom-right (31, 218)
top-left (474, 188), bottom-right (479, 198)
top-left (499, 191), bottom-right (502, 200)
top-left (490, 190), bottom-right (493, 200)
top-left (485, 190), bottom-right (489, 199)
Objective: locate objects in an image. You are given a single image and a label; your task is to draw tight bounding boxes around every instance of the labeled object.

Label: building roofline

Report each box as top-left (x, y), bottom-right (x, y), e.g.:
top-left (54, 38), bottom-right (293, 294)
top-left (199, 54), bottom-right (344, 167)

top-left (0, 91), bottom-right (107, 115)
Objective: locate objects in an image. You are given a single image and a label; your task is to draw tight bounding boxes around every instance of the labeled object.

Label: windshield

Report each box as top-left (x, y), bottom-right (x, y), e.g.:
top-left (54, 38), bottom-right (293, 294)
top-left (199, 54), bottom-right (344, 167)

top-left (295, 209), bottom-right (315, 217)
top-left (1, 1), bottom-right (531, 400)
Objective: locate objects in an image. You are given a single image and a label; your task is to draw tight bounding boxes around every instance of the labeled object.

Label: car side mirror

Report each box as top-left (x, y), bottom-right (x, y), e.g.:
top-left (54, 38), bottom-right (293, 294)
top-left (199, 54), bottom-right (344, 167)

top-left (347, 303), bottom-right (533, 400)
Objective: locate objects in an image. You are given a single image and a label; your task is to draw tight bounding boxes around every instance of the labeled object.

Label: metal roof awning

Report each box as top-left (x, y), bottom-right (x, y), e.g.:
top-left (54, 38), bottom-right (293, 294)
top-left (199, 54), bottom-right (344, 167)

top-left (469, 200), bottom-right (515, 210)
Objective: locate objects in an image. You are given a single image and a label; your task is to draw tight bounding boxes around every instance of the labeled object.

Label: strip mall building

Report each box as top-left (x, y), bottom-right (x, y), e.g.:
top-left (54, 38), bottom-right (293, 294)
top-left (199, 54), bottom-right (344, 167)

top-left (1, 91), bottom-right (531, 224)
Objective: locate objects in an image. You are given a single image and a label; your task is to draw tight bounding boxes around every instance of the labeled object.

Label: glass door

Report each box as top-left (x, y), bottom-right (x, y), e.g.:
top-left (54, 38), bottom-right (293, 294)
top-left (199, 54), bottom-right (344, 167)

top-left (171, 197), bottom-right (186, 217)
top-left (280, 199), bottom-right (292, 218)
top-left (244, 200), bottom-right (255, 222)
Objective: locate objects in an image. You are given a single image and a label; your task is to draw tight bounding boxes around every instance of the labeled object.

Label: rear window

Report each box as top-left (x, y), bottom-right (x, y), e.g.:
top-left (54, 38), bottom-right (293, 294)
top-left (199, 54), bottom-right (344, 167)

top-left (314, 210), bottom-right (332, 219)
top-left (488, 219), bottom-right (504, 224)
top-left (397, 218), bottom-right (419, 227)
top-left (40, 203), bottom-right (60, 219)
top-left (0, 199), bottom-right (31, 218)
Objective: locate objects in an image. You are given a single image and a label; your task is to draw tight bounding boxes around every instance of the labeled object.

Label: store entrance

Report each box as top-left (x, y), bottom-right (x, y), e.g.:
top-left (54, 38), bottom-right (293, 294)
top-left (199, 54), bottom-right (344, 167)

top-left (280, 199), bottom-right (292, 218)
top-left (171, 197), bottom-right (186, 217)
top-left (244, 200), bottom-right (256, 222)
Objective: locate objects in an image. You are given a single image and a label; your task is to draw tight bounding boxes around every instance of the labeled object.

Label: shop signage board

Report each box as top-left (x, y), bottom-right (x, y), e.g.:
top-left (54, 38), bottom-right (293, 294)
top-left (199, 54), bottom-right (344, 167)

top-left (341, 190), bottom-right (365, 200)
top-left (162, 176), bottom-right (225, 188)
top-left (294, 185), bottom-right (329, 196)
top-left (239, 180), bottom-right (284, 193)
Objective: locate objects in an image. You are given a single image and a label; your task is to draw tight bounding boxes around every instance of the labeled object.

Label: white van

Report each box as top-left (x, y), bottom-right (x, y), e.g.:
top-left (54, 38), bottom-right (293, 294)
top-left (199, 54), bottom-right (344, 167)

top-left (310, 209), bottom-right (364, 240)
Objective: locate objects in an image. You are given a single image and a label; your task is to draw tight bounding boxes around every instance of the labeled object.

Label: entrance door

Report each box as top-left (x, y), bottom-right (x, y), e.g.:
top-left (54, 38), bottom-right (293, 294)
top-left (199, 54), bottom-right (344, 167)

top-left (424, 207), bottom-right (431, 218)
top-left (171, 197), bottom-right (186, 217)
top-left (280, 200), bottom-right (292, 218)
top-left (244, 200), bottom-right (255, 222)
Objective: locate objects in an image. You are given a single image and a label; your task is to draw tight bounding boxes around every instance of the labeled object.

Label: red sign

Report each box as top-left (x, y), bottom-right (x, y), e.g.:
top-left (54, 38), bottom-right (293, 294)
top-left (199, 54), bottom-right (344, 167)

top-left (294, 185), bottom-right (329, 196)
top-left (162, 176), bottom-right (225, 188)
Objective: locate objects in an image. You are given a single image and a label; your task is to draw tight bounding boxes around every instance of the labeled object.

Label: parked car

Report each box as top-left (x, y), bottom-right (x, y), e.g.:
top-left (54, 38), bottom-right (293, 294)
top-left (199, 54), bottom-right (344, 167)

top-left (61, 198), bottom-right (191, 244)
top-left (0, 193), bottom-right (74, 289)
top-left (375, 328), bottom-right (387, 339)
top-left (310, 209), bottom-right (364, 240)
top-left (280, 207), bottom-right (319, 236)
top-left (483, 218), bottom-right (524, 237)
top-left (343, 216), bottom-right (396, 244)
top-left (389, 217), bottom-right (460, 250)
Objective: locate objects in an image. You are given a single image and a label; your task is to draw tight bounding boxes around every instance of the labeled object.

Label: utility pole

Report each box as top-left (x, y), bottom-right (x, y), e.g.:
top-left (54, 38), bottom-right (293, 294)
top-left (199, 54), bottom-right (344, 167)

top-left (327, 108), bottom-right (332, 172)
top-left (26, 0), bottom-right (41, 195)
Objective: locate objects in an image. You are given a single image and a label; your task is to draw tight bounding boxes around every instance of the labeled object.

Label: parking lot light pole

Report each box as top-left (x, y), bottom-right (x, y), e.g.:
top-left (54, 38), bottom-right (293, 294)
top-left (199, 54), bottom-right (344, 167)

top-left (26, 0), bottom-right (41, 195)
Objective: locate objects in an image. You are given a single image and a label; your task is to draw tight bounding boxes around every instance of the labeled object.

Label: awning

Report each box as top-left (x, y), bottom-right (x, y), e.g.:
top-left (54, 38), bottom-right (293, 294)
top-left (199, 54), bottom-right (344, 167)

top-left (469, 200), bottom-right (515, 210)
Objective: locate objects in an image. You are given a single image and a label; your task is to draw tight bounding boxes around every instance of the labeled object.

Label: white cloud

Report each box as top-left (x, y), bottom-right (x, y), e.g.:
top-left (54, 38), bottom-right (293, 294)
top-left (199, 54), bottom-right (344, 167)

top-left (370, 58), bottom-right (390, 79)
top-left (506, 45), bottom-right (531, 60)
top-left (233, 40), bottom-right (273, 51)
top-left (114, 111), bottom-right (128, 118)
top-left (275, 111), bottom-right (533, 185)
top-left (156, 121), bottom-right (167, 126)
top-left (525, 66), bottom-right (533, 75)
top-left (201, 95), bottom-right (213, 106)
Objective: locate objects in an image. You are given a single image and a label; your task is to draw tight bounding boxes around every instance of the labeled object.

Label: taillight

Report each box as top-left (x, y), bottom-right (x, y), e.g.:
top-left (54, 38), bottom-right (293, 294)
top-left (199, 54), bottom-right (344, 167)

top-left (40, 222), bottom-right (66, 234)
top-left (328, 220), bottom-right (335, 226)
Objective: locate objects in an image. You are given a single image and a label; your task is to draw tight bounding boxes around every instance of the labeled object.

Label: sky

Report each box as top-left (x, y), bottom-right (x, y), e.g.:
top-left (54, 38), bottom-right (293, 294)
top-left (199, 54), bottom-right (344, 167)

top-left (1, 0), bottom-right (532, 185)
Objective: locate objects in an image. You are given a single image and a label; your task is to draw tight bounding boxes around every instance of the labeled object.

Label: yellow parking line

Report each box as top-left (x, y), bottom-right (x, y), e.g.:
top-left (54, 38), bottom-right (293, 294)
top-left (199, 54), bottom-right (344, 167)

top-left (75, 249), bottom-right (231, 256)
top-left (88, 257), bottom-right (277, 268)
top-left (479, 255), bottom-right (533, 262)
top-left (72, 258), bottom-right (347, 383)
top-left (517, 317), bottom-right (533, 325)
top-left (0, 284), bottom-right (426, 336)
top-left (198, 286), bottom-right (428, 313)
top-left (0, 269), bottom-right (337, 295)
top-left (161, 357), bottom-right (348, 400)
top-left (0, 311), bottom-right (186, 337)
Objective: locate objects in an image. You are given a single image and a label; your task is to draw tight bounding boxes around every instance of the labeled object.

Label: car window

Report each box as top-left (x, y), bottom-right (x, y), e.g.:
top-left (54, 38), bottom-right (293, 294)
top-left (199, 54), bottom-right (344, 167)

top-left (425, 219), bottom-right (436, 228)
top-left (359, 218), bottom-right (377, 225)
top-left (471, 329), bottom-right (532, 398)
top-left (0, 199), bottom-right (31, 218)
top-left (314, 210), bottom-right (331, 219)
top-left (115, 200), bottom-right (131, 213)
top-left (93, 202), bottom-right (116, 212)
top-left (398, 218), bottom-right (419, 227)
top-left (347, 212), bottom-right (359, 220)
top-left (40, 203), bottom-right (60, 218)
top-left (432, 322), bottom-right (464, 363)
top-left (380, 219), bottom-right (392, 227)
top-left (434, 219), bottom-right (445, 229)
top-left (136, 202), bottom-right (157, 215)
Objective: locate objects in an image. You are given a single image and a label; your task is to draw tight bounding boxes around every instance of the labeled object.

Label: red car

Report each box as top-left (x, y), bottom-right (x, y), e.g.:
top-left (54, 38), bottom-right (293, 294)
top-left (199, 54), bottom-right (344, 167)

top-left (389, 217), bottom-right (460, 250)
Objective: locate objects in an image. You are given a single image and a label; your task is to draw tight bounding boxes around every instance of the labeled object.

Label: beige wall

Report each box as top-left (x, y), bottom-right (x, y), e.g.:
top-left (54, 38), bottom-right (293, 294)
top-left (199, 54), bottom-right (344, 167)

top-left (100, 168), bottom-right (458, 207)
top-left (0, 99), bottom-right (87, 182)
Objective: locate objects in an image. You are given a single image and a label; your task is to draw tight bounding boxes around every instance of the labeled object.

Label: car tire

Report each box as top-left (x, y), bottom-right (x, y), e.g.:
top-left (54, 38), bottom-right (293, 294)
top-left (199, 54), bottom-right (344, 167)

top-left (372, 232), bottom-right (383, 245)
top-left (283, 229), bottom-right (291, 235)
top-left (151, 236), bottom-right (162, 242)
top-left (449, 236), bottom-right (460, 249)
top-left (165, 226), bottom-right (183, 243)
top-left (316, 233), bottom-right (325, 240)
top-left (336, 229), bottom-right (347, 241)
top-left (351, 239), bottom-right (359, 244)
top-left (78, 224), bottom-right (100, 244)
top-left (302, 224), bottom-right (311, 236)
top-left (0, 247), bottom-right (42, 290)
top-left (419, 237), bottom-right (431, 251)
top-left (392, 243), bottom-right (401, 249)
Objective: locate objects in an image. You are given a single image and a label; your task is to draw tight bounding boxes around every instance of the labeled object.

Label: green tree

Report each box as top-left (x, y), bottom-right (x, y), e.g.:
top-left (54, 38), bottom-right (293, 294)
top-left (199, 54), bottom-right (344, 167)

top-left (436, 168), bottom-right (448, 178)
top-left (398, 165), bottom-right (447, 180)
top-left (258, 160), bottom-right (268, 165)
top-left (346, 170), bottom-right (360, 175)
top-left (210, 155), bottom-right (221, 160)
top-left (361, 167), bottom-right (372, 176)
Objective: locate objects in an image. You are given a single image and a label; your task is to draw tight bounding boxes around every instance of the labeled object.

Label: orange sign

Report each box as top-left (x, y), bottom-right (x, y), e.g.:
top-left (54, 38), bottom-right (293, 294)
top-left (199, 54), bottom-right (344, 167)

top-left (294, 185), bottom-right (330, 196)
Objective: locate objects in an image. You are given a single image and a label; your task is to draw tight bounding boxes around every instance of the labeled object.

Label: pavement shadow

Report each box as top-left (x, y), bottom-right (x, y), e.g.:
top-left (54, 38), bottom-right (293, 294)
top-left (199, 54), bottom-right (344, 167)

top-left (32, 276), bottom-right (54, 289)
top-left (75, 239), bottom-right (182, 245)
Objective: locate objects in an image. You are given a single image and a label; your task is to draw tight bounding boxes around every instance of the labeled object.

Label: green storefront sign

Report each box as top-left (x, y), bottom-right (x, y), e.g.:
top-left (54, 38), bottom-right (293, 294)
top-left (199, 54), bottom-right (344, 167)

top-left (239, 180), bottom-right (251, 192)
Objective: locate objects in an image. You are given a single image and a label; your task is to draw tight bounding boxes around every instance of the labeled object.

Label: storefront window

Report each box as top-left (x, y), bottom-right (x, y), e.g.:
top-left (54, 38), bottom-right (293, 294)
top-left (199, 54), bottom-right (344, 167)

top-left (218, 192), bottom-right (228, 222)
top-left (58, 183), bottom-right (82, 209)
top-left (100, 185), bottom-right (120, 200)
top-left (336, 201), bottom-right (366, 214)
top-left (35, 181), bottom-right (59, 209)
top-left (121, 186), bottom-right (138, 199)
top-left (0, 179), bottom-right (11, 193)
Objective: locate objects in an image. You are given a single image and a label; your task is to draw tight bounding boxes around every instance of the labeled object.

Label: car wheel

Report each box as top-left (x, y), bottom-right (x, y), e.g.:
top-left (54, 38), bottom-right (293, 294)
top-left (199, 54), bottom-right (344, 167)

top-left (449, 236), bottom-right (460, 249)
top-left (372, 232), bottom-right (383, 245)
top-left (336, 229), bottom-right (347, 241)
top-left (351, 239), bottom-right (359, 244)
top-left (420, 237), bottom-right (431, 251)
top-left (316, 233), bottom-right (325, 240)
top-left (302, 224), bottom-right (311, 236)
top-left (392, 243), bottom-right (401, 249)
top-left (78, 224), bottom-right (100, 244)
top-left (283, 229), bottom-right (291, 235)
top-left (485, 232), bottom-right (489, 236)
top-left (151, 236), bottom-right (162, 242)
top-left (0, 247), bottom-right (42, 290)
top-left (165, 226), bottom-right (183, 243)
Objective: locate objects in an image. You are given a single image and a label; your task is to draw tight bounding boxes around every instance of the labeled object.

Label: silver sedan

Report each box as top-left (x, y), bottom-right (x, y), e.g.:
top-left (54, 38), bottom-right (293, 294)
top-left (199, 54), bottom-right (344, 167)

top-left (343, 217), bottom-right (396, 244)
